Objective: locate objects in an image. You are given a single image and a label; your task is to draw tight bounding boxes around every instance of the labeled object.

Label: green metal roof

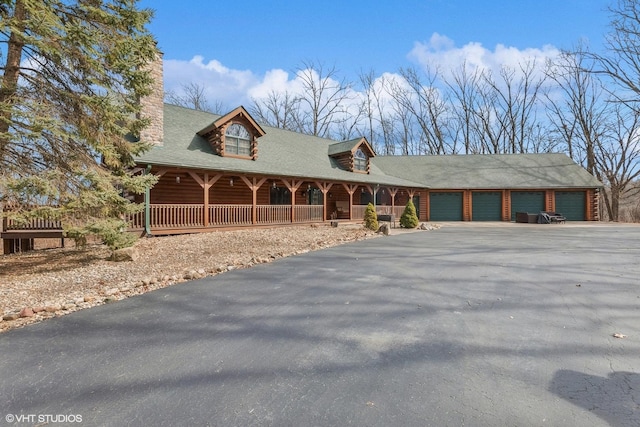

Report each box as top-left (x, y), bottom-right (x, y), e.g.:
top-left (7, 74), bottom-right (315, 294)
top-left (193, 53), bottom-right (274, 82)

top-left (134, 104), bottom-right (602, 190)
top-left (328, 138), bottom-right (362, 156)
top-left (371, 153), bottom-right (603, 189)
top-left (134, 104), bottom-right (421, 188)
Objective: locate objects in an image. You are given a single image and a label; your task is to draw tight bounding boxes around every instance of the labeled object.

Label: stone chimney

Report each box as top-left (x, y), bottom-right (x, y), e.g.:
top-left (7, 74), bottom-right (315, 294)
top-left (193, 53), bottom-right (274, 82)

top-left (139, 48), bottom-right (164, 146)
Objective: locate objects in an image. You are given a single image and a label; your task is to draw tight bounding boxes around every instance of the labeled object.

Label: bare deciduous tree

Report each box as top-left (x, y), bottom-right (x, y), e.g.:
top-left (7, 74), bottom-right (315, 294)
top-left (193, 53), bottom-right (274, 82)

top-left (250, 90), bottom-right (301, 131)
top-left (545, 49), bottom-right (603, 175)
top-left (388, 67), bottom-right (452, 154)
top-left (483, 60), bottom-right (546, 154)
top-left (357, 70), bottom-right (397, 154)
top-left (165, 82), bottom-right (225, 113)
top-left (596, 104), bottom-right (640, 221)
top-left (591, 0), bottom-right (640, 109)
top-left (294, 60), bottom-right (353, 138)
top-left (446, 63), bottom-right (484, 154)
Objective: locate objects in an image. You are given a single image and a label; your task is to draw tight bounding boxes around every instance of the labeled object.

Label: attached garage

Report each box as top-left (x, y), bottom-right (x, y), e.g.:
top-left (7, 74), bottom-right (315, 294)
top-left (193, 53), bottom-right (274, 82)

top-left (472, 191), bottom-right (502, 221)
top-left (372, 153), bottom-right (602, 222)
top-left (429, 192), bottom-right (463, 221)
top-left (510, 191), bottom-right (545, 221)
top-left (555, 191), bottom-right (586, 221)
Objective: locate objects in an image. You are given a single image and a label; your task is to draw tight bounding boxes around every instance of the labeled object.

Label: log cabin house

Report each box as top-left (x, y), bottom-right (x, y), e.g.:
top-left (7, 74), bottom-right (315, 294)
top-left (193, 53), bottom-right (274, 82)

top-left (126, 54), bottom-right (601, 235)
top-left (127, 101), bottom-right (602, 237)
top-left (2, 55), bottom-right (603, 252)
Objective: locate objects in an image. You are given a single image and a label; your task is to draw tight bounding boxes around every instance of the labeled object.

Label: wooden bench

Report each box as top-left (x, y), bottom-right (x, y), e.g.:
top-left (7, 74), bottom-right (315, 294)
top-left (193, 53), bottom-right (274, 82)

top-left (335, 201), bottom-right (350, 219)
top-left (2, 215), bottom-right (65, 254)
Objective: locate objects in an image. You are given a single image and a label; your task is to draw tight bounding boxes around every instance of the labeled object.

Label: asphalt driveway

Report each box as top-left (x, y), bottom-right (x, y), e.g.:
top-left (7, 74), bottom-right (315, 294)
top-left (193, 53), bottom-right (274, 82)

top-left (1, 223), bottom-right (639, 426)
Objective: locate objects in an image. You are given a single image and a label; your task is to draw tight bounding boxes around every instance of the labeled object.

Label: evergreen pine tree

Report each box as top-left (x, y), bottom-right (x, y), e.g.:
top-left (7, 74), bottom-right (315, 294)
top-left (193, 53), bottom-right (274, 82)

top-left (400, 199), bottom-right (419, 228)
top-left (0, 0), bottom-right (158, 249)
top-left (364, 202), bottom-right (378, 231)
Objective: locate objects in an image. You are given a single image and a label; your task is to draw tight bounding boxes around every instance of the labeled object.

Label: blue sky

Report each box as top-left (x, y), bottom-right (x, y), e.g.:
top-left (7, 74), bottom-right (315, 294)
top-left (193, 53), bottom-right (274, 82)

top-left (140, 0), bottom-right (613, 109)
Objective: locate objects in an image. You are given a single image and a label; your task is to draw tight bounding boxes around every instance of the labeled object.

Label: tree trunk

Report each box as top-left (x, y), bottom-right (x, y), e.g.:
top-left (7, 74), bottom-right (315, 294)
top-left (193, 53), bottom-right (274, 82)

top-left (611, 186), bottom-right (620, 222)
top-left (0, 0), bottom-right (26, 161)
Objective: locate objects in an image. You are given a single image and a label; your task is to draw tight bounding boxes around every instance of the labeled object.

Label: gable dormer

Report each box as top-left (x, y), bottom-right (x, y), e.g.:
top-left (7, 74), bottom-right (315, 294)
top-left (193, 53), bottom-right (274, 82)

top-left (196, 106), bottom-right (265, 160)
top-left (328, 137), bottom-right (375, 174)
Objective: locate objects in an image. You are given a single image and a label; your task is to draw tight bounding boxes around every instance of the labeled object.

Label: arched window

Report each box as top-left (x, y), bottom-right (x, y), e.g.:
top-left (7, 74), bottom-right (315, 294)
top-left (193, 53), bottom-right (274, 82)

top-left (354, 148), bottom-right (367, 171)
top-left (225, 123), bottom-right (251, 156)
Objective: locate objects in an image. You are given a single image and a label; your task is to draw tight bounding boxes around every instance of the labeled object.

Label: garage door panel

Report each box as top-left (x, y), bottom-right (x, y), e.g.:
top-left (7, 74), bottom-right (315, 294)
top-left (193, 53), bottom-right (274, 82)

top-left (510, 191), bottom-right (545, 221)
top-left (430, 192), bottom-right (463, 221)
top-left (472, 192), bottom-right (502, 221)
top-left (555, 191), bottom-right (585, 221)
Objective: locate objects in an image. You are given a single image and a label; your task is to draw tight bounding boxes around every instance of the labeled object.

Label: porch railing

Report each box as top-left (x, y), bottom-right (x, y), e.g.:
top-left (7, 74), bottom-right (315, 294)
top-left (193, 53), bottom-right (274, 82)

top-left (294, 205), bottom-right (323, 223)
top-left (257, 205), bottom-right (291, 224)
top-left (124, 203), bottom-right (376, 231)
top-left (126, 211), bottom-right (145, 230)
top-left (210, 204), bottom-right (252, 226)
top-left (352, 205), bottom-right (366, 220)
top-left (150, 204), bottom-right (204, 228)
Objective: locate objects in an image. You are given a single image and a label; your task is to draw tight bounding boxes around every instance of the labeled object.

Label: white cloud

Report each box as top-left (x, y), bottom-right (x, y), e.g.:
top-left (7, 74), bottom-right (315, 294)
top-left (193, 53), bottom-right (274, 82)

top-left (163, 56), bottom-right (258, 108)
top-left (408, 33), bottom-right (561, 81)
top-left (247, 68), bottom-right (301, 99)
top-left (162, 36), bottom-right (564, 115)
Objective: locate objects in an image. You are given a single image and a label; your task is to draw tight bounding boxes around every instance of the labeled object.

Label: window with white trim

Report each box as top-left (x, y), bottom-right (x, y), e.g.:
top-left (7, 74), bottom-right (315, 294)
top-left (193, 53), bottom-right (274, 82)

top-left (225, 123), bottom-right (252, 156)
top-left (354, 148), bottom-right (367, 171)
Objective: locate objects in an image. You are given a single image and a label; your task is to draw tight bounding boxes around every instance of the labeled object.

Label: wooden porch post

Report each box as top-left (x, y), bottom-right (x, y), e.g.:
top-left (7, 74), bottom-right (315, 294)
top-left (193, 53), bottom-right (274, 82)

top-left (315, 181), bottom-right (334, 221)
top-left (389, 187), bottom-right (398, 213)
top-left (342, 183), bottom-right (359, 220)
top-left (144, 168), bottom-right (168, 235)
top-left (282, 179), bottom-right (303, 223)
top-left (187, 171), bottom-right (221, 227)
top-left (241, 176), bottom-right (267, 224)
top-left (362, 184), bottom-right (377, 213)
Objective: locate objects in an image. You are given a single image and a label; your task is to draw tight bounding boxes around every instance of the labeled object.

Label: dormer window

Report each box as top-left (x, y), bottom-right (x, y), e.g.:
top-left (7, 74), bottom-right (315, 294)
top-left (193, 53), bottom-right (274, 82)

top-left (197, 106), bottom-right (266, 160)
top-left (225, 123), bottom-right (251, 157)
top-left (354, 149), bottom-right (368, 171)
top-left (328, 137), bottom-right (375, 174)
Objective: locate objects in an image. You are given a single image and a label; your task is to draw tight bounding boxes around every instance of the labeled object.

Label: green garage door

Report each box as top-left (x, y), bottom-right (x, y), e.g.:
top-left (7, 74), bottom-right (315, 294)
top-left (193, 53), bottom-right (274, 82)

top-left (555, 191), bottom-right (586, 221)
top-left (472, 192), bottom-right (502, 221)
top-left (429, 192), bottom-right (463, 221)
top-left (510, 191), bottom-right (545, 221)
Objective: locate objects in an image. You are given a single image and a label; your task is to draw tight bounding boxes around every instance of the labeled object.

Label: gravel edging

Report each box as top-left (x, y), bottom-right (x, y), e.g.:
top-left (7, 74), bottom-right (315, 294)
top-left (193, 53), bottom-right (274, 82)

top-left (0, 224), bottom-right (379, 333)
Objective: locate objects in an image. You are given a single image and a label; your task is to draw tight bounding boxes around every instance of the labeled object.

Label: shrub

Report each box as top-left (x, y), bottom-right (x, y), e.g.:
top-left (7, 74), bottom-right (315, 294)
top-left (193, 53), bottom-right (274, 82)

top-left (363, 202), bottom-right (378, 231)
top-left (400, 199), bottom-right (419, 228)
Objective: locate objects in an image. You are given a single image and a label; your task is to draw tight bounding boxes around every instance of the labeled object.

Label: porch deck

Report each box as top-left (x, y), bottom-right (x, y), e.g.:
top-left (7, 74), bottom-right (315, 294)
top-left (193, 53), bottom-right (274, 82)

top-left (2, 204), bottom-right (404, 253)
top-left (127, 204), bottom-right (405, 234)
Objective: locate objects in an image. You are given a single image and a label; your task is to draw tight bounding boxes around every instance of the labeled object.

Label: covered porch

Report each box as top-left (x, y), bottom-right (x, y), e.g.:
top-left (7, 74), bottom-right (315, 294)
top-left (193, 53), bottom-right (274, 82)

top-left (129, 167), bottom-right (421, 235)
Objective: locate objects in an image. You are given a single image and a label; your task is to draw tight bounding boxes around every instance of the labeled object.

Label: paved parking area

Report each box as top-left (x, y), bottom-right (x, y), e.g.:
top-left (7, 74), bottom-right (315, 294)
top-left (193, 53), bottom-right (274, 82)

top-left (1, 223), bottom-right (639, 426)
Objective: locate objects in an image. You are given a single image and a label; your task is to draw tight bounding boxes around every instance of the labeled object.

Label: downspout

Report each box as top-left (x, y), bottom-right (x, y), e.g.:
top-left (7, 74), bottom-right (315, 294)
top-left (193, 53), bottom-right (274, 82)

top-left (373, 184), bottom-right (379, 208)
top-left (144, 164), bottom-right (152, 236)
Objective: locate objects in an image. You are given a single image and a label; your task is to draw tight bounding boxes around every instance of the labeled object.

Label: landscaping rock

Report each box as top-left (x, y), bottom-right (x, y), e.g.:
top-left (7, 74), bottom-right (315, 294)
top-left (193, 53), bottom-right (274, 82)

top-left (377, 223), bottom-right (390, 236)
top-left (19, 307), bottom-right (34, 318)
top-left (112, 247), bottom-right (139, 262)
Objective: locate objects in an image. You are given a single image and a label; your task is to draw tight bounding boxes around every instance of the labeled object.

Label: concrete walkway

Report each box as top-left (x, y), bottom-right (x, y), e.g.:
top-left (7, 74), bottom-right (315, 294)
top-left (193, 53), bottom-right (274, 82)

top-left (1, 223), bottom-right (639, 426)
